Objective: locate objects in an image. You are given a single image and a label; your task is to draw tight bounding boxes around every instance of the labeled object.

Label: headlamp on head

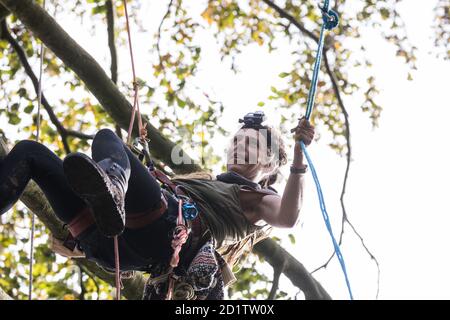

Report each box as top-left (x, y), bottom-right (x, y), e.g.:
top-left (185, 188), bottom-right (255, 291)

top-left (238, 111), bottom-right (266, 129)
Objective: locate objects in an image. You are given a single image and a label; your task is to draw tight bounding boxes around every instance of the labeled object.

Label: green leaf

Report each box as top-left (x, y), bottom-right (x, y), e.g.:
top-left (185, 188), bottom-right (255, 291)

top-left (24, 104), bottom-right (34, 114)
top-left (288, 234), bottom-right (296, 245)
top-left (17, 88), bottom-right (27, 97)
top-left (176, 97), bottom-right (186, 108)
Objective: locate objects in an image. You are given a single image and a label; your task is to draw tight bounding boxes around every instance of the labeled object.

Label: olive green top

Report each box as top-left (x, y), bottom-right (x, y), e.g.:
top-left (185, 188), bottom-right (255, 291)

top-left (172, 178), bottom-right (259, 247)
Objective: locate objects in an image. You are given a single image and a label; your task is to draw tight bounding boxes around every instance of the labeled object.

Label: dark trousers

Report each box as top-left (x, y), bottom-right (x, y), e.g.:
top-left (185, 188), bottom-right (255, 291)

top-left (0, 129), bottom-right (176, 271)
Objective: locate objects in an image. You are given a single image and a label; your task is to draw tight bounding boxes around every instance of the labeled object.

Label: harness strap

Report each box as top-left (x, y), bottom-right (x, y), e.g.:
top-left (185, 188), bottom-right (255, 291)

top-left (67, 194), bottom-right (168, 239)
top-left (124, 194), bottom-right (168, 229)
top-left (149, 168), bottom-right (179, 193)
top-left (67, 207), bottom-right (95, 238)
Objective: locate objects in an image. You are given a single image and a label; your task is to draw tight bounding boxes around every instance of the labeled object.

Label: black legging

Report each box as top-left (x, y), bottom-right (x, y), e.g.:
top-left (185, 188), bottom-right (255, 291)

top-left (0, 129), bottom-right (178, 271)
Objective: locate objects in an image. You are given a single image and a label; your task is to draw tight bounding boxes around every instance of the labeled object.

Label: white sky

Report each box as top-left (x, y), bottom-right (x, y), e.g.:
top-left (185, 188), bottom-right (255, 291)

top-left (2, 0), bottom-right (449, 300)
top-left (186, 1), bottom-right (450, 300)
top-left (186, 0), bottom-right (450, 300)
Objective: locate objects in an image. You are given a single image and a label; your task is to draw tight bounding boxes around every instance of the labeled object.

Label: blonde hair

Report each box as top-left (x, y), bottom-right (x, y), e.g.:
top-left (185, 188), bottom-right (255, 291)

top-left (217, 225), bottom-right (272, 268)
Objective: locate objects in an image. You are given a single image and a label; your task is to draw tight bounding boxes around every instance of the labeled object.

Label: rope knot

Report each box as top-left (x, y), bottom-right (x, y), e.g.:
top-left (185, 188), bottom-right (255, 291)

top-left (170, 224), bottom-right (189, 267)
top-left (319, 6), bottom-right (339, 30)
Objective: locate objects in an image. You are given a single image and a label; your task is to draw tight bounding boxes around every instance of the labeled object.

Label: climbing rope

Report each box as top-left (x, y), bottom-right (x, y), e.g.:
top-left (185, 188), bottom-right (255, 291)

top-left (123, 0), bottom-right (146, 145)
top-left (28, 0), bottom-right (47, 300)
top-left (109, 0), bottom-right (149, 300)
top-left (166, 199), bottom-right (189, 300)
top-left (300, 0), bottom-right (354, 299)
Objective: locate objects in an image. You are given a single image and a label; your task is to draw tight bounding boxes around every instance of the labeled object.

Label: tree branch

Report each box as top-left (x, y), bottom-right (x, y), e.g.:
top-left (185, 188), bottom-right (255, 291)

top-left (0, 20), bottom-right (94, 152)
top-left (267, 259), bottom-right (285, 300)
top-left (105, 0), bottom-right (123, 140)
top-left (0, 4), bottom-right (8, 20)
top-left (106, 0), bottom-right (117, 85)
top-left (0, 0), bottom-right (200, 173)
top-left (253, 239), bottom-right (331, 300)
top-left (261, 0), bottom-right (321, 45)
top-left (0, 0), bottom-right (333, 300)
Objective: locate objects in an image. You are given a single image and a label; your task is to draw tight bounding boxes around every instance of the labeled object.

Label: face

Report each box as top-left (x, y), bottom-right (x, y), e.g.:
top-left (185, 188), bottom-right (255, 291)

top-left (226, 128), bottom-right (275, 180)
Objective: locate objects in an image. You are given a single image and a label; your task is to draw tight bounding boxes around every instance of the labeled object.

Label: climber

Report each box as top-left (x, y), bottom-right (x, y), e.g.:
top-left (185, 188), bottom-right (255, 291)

top-left (0, 111), bottom-right (314, 296)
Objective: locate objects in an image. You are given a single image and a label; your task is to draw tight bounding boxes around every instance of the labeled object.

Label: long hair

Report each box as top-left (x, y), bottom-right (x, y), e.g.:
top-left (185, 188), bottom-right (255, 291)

top-left (217, 225), bottom-right (273, 268)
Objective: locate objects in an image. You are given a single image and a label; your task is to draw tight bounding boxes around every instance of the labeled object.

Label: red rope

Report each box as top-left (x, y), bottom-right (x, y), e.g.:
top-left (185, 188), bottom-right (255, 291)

top-left (113, 0), bottom-right (148, 300)
top-left (123, 0), bottom-right (146, 145)
top-left (165, 199), bottom-right (189, 300)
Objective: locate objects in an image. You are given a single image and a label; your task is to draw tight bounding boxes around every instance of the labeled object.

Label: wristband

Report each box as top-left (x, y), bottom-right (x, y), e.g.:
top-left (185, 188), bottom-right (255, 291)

top-left (290, 165), bottom-right (308, 174)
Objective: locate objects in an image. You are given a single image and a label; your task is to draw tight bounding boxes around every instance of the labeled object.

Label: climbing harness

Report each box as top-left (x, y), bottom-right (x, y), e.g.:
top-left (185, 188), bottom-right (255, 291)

top-left (121, 0), bottom-right (196, 301)
top-left (300, 0), bottom-right (353, 299)
top-left (28, 0), bottom-right (46, 300)
top-left (165, 198), bottom-right (189, 300)
top-left (145, 166), bottom-right (200, 300)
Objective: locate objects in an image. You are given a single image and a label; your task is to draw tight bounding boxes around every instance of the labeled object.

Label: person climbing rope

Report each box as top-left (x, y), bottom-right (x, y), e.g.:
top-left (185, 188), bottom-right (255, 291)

top-left (0, 111), bottom-right (314, 299)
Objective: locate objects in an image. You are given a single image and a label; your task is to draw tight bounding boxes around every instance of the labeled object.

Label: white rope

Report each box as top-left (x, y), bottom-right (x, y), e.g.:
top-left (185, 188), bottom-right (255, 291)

top-left (29, 0), bottom-right (46, 301)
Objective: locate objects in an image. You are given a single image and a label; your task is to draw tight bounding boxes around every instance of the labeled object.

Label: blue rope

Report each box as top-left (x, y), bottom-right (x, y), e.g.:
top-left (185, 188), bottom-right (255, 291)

top-left (300, 1), bottom-right (354, 299)
top-left (301, 142), bottom-right (354, 299)
top-left (305, 0), bottom-right (338, 119)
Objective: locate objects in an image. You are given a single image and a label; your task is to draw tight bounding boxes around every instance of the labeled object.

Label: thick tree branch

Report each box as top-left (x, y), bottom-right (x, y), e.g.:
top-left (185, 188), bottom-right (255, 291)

top-left (0, 0), bottom-right (200, 173)
top-left (261, 0), bottom-right (321, 45)
top-left (0, 0), bottom-right (333, 300)
top-left (0, 20), bottom-right (94, 151)
top-left (253, 239), bottom-right (331, 300)
top-left (267, 259), bottom-right (285, 300)
top-left (0, 4), bottom-right (8, 20)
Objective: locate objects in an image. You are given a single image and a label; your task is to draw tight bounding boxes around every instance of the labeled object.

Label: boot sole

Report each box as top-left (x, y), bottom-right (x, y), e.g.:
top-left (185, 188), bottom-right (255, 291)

top-left (63, 153), bottom-right (124, 237)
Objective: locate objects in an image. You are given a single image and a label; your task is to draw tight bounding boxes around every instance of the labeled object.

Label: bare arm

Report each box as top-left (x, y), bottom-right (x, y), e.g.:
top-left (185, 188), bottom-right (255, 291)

top-left (255, 144), bottom-right (306, 228)
top-left (247, 119), bottom-right (314, 228)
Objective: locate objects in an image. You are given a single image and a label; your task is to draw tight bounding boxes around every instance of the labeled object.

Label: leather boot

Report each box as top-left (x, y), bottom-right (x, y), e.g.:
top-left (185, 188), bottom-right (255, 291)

top-left (63, 152), bottom-right (130, 237)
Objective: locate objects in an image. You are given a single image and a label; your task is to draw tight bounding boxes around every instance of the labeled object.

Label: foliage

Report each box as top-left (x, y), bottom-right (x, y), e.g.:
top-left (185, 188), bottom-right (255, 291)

top-left (0, 0), bottom-right (444, 299)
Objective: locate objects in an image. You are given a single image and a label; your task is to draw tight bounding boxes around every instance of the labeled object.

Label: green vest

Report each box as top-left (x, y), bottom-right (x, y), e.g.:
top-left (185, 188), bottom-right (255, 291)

top-left (171, 178), bottom-right (259, 248)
